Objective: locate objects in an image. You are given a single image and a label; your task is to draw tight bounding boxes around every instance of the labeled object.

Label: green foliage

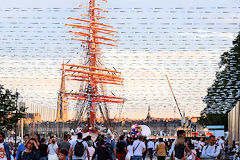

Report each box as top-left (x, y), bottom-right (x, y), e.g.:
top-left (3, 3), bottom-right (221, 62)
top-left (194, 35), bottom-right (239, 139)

top-left (0, 85), bottom-right (26, 131)
top-left (202, 32), bottom-right (240, 114)
top-left (198, 114), bottom-right (228, 130)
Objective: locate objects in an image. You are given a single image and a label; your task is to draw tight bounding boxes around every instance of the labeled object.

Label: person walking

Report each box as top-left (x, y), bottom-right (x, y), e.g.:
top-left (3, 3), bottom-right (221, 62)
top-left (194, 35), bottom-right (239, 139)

top-left (69, 132), bottom-right (90, 160)
top-left (58, 135), bottom-right (71, 160)
top-left (105, 133), bottom-right (116, 160)
top-left (126, 141), bottom-right (134, 160)
top-left (86, 140), bottom-right (95, 160)
top-left (193, 138), bottom-right (199, 158)
top-left (218, 136), bottom-right (225, 159)
top-left (155, 138), bottom-right (167, 160)
top-left (169, 130), bottom-right (186, 159)
top-left (39, 138), bottom-right (48, 160)
top-left (173, 136), bottom-right (186, 160)
top-left (198, 137), bottom-right (205, 157)
top-left (147, 139), bottom-right (154, 160)
top-left (47, 138), bottom-right (59, 160)
top-left (200, 135), bottom-right (220, 160)
top-left (18, 138), bottom-right (41, 160)
top-left (116, 135), bottom-right (127, 160)
top-left (16, 134), bottom-right (29, 160)
top-left (132, 136), bottom-right (146, 160)
top-left (186, 143), bottom-right (197, 160)
top-left (92, 140), bottom-right (112, 160)
top-left (0, 132), bottom-right (11, 160)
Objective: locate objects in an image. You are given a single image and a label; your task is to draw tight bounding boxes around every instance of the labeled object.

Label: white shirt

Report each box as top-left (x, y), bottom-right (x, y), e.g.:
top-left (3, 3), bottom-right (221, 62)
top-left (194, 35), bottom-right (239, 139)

top-left (154, 141), bottom-right (159, 150)
top-left (147, 141), bottom-right (154, 149)
top-left (48, 144), bottom-right (58, 155)
top-left (133, 140), bottom-right (146, 156)
top-left (68, 139), bottom-right (73, 145)
top-left (168, 139), bottom-right (176, 157)
top-left (193, 140), bottom-right (199, 150)
top-left (127, 145), bottom-right (134, 156)
top-left (0, 143), bottom-right (7, 160)
top-left (200, 145), bottom-right (220, 160)
top-left (86, 147), bottom-right (95, 160)
top-left (198, 141), bottom-right (205, 152)
top-left (218, 139), bottom-right (225, 150)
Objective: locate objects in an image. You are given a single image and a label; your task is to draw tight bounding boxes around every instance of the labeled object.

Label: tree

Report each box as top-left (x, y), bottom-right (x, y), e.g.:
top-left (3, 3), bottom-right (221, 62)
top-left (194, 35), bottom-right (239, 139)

top-left (202, 32), bottom-right (240, 114)
top-left (198, 114), bottom-right (228, 131)
top-left (0, 85), bottom-right (26, 131)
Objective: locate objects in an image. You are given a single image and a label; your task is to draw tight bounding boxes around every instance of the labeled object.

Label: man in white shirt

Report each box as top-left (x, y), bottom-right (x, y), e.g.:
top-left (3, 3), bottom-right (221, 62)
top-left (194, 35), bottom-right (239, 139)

top-left (198, 137), bottom-right (205, 157)
top-left (133, 136), bottom-right (146, 160)
top-left (193, 137), bottom-right (200, 157)
top-left (147, 139), bottom-right (154, 160)
top-left (200, 135), bottom-right (220, 160)
top-left (69, 133), bottom-right (90, 160)
top-left (218, 136), bottom-right (225, 159)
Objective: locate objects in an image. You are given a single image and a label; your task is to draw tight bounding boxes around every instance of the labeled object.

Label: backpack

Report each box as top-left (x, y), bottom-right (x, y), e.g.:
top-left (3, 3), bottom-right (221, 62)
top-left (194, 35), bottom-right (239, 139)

top-left (74, 140), bottom-right (85, 157)
top-left (105, 140), bottom-right (113, 153)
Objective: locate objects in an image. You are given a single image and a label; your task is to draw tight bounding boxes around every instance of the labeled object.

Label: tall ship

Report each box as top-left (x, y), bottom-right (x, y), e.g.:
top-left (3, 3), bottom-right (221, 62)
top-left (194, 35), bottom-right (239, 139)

top-left (56, 0), bottom-right (125, 134)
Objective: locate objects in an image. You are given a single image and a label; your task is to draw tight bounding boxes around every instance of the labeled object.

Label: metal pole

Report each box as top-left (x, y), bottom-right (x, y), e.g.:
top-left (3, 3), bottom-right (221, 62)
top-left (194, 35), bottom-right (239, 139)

top-left (21, 118), bottom-right (23, 139)
top-left (165, 75), bottom-right (183, 118)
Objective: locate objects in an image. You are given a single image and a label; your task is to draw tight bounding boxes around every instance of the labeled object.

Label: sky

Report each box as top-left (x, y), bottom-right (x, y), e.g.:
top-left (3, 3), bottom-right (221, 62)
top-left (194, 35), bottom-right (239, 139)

top-left (0, 0), bottom-right (240, 120)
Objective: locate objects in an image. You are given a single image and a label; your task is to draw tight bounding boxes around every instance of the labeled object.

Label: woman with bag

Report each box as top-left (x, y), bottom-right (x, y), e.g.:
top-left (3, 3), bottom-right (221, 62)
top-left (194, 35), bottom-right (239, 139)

top-left (47, 138), bottom-right (59, 160)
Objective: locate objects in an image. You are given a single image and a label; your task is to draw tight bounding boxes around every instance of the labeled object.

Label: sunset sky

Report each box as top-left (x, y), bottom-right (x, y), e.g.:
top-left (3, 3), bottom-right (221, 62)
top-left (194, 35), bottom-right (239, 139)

top-left (0, 0), bottom-right (239, 120)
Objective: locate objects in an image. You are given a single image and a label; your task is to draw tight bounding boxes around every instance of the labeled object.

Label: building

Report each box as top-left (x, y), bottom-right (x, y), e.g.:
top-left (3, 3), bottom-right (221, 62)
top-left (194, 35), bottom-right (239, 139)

top-left (228, 101), bottom-right (240, 147)
top-left (25, 113), bottom-right (42, 124)
top-left (146, 106), bottom-right (152, 121)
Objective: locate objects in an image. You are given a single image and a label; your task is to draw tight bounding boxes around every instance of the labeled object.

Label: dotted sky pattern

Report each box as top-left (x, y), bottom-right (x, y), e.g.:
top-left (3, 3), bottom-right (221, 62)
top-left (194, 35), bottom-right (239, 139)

top-left (0, 0), bottom-right (240, 120)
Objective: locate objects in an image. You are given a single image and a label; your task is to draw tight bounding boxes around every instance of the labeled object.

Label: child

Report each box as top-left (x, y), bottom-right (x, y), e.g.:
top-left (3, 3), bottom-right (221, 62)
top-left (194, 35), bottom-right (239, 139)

top-left (58, 148), bottom-right (69, 160)
top-left (186, 143), bottom-right (197, 160)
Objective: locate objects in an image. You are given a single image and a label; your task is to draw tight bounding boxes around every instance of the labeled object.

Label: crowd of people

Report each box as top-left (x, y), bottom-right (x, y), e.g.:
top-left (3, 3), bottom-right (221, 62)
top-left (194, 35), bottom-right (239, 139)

top-left (0, 130), bottom-right (239, 160)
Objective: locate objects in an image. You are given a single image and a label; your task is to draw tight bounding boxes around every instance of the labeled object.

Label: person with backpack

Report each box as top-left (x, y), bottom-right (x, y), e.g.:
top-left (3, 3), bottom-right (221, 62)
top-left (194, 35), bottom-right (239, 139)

top-left (132, 136), bottom-right (146, 160)
top-left (105, 133), bottom-right (116, 160)
top-left (69, 133), bottom-right (90, 160)
top-left (200, 135), bottom-right (220, 160)
top-left (92, 140), bottom-right (112, 160)
top-left (0, 132), bottom-right (11, 160)
top-left (116, 135), bottom-right (127, 160)
top-left (39, 138), bottom-right (48, 160)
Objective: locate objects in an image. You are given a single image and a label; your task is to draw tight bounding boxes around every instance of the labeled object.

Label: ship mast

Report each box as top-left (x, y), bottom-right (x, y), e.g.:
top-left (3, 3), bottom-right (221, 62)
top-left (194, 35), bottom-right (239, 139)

top-left (58, 0), bottom-right (124, 131)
